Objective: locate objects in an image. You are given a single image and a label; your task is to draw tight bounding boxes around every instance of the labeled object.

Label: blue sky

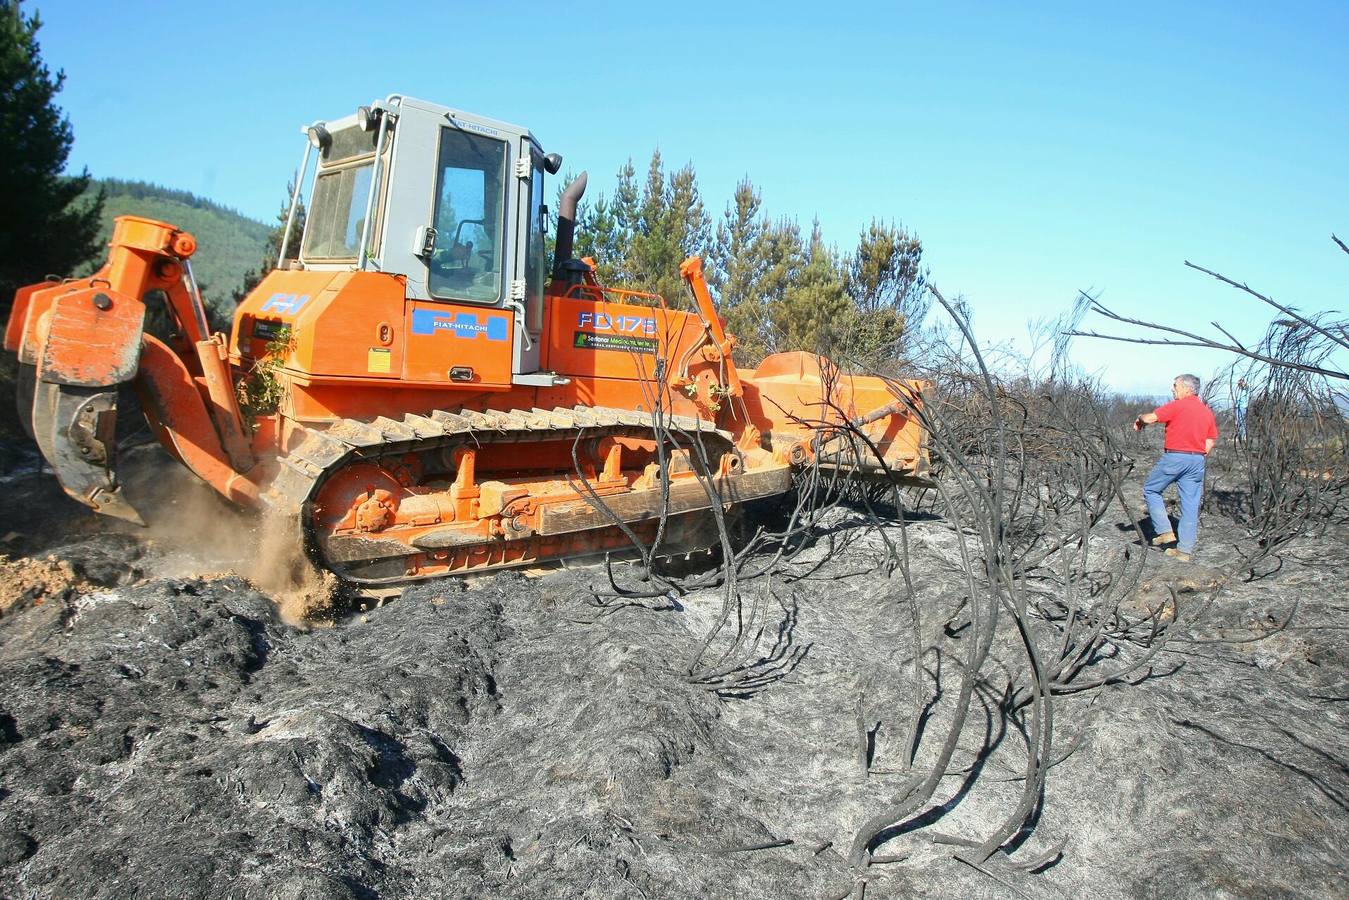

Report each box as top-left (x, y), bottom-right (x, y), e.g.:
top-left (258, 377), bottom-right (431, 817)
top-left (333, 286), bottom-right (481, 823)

top-left (34, 0), bottom-right (1348, 397)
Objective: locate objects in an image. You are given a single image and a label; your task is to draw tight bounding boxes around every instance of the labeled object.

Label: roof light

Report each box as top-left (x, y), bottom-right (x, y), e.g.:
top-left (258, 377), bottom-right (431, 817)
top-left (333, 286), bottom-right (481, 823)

top-left (357, 106), bottom-right (381, 132)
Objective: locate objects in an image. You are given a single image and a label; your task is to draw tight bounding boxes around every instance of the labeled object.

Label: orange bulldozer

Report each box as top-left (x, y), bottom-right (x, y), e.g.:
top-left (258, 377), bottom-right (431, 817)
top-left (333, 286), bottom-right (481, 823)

top-left (5, 95), bottom-right (927, 584)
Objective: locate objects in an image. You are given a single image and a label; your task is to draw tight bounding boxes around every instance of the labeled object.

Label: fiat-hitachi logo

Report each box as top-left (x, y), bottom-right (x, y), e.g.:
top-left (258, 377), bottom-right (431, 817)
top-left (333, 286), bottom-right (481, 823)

top-left (412, 310), bottom-right (508, 341)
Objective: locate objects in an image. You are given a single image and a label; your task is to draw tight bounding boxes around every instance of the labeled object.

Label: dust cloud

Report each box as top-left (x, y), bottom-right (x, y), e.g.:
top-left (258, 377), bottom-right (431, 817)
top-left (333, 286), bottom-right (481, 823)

top-left (127, 450), bottom-right (337, 624)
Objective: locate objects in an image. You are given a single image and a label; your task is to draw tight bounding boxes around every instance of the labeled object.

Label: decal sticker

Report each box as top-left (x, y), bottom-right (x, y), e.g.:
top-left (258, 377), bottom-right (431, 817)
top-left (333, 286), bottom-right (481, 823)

top-left (260, 292), bottom-right (311, 315)
top-left (367, 348), bottom-right (391, 373)
top-left (577, 311), bottom-right (656, 335)
top-left (412, 309), bottom-right (508, 341)
top-left (252, 319), bottom-right (286, 341)
top-left (573, 331), bottom-right (657, 355)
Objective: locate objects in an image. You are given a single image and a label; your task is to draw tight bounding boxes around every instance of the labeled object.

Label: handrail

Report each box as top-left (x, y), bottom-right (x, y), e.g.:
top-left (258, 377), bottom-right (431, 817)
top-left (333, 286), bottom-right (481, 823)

top-left (357, 96), bottom-right (400, 270)
top-left (278, 129), bottom-right (315, 266)
top-left (561, 282), bottom-right (671, 311)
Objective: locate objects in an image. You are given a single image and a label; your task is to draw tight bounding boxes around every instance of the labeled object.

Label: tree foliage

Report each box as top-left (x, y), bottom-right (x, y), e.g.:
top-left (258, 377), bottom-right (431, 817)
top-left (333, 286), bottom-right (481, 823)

top-left (575, 159), bottom-right (638, 287)
top-left (770, 220), bottom-right (849, 356)
top-left (0, 0), bottom-right (103, 313)
top-left (572, 152), bottom-right (929, 369)
top-left (721, 215), bottom-right (806, 360)
top-left (708, 179), bottom-right (765, 313)
top-left (95, 177), bottom-right (255, 217)
top-left (577, 152), bottom-right (712, 304)
top-left (842, 219), bottom-right (928, 363)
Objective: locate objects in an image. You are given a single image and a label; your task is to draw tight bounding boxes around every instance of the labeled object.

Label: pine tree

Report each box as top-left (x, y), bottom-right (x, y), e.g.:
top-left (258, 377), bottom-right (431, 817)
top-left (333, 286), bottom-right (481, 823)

top-left (574, 158), bottom-right (640, 286)
top-left (574, 192), bottom-right (616, 277)
top-left (656, 161), bottom-right (711, 302)
top-left (769, 220), bottom-right (849, 356)
top-left (611, 158), bottom-right (640, 257)
top-left (843, 219), bottom-right (928, 358)
top-left (627, 150), bottom-right (671, 296)
top-left (0, 0), bottom-right (103, 314)
top-left (709, 178), bottom-right (765, 311)
top-left (622, 151), bottom-right (712, 303)
top-left (574, 161), bottom-right (631, 286)
top-left (733, 216), bottom-right (808, 362)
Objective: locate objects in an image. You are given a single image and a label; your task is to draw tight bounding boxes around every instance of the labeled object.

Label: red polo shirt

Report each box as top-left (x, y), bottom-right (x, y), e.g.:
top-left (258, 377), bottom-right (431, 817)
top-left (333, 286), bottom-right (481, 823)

top-left (1154, 394), bottom-right (1218, 453)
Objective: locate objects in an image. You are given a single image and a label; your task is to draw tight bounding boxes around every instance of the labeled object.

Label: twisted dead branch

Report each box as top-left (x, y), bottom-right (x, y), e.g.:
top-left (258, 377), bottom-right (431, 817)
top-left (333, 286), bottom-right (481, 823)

top-left (567, 273), bottom-right (1260, 893)
top-left (829, 283), bottom-right (1181, 897)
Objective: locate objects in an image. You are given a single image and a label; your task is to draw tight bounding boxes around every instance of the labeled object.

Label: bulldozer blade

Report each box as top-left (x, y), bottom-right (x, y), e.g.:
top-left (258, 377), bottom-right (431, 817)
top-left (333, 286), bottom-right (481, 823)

top-left (31, 380), bottom-right (145, 526)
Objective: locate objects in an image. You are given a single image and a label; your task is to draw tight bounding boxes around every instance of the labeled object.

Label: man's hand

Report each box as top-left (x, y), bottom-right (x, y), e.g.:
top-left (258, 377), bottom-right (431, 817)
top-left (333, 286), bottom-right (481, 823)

top-left (1133, 416), bottom-right (1146, 432)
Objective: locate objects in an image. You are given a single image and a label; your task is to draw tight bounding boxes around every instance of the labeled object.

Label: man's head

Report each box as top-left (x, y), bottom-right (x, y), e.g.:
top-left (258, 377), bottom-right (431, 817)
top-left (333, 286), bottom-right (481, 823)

top-left (1172, 374), bottom-right (1201, 398)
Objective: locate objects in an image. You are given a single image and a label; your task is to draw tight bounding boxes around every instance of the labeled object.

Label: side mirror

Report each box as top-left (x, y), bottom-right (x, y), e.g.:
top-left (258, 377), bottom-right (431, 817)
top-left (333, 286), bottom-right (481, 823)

top-left (413, 225), bottom-right (437, 258)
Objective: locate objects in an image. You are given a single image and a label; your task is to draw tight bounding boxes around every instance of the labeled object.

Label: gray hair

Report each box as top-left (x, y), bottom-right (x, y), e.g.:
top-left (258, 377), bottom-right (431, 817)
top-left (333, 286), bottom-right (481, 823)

top-left (1176, 373), bottom-right (1201, 394)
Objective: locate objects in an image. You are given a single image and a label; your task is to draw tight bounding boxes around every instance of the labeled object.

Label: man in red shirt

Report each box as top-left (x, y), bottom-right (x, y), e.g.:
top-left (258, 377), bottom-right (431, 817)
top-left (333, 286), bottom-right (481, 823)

top-left (1132, 373), bottom-right (1219, 561)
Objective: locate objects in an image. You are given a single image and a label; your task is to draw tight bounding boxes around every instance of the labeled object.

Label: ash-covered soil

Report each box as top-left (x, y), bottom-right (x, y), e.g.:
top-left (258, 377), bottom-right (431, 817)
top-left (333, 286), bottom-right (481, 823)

top-left (0, 446), bottom-right (1346, 899)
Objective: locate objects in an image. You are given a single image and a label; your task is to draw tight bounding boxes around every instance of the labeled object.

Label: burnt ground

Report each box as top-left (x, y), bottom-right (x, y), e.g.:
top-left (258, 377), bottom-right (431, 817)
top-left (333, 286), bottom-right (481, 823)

top-left (0, 444), bottom-right (1345, 899)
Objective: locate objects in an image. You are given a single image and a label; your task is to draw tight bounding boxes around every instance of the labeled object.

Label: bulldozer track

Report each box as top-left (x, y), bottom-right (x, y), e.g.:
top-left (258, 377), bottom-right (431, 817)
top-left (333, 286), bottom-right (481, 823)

top-left (268, 406), bottom-right (738, 584)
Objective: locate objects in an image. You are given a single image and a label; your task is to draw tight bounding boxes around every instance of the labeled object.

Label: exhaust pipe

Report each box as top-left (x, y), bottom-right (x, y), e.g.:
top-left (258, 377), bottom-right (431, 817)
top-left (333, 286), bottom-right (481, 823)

top-left (552, 171), bottom-right (588, 278)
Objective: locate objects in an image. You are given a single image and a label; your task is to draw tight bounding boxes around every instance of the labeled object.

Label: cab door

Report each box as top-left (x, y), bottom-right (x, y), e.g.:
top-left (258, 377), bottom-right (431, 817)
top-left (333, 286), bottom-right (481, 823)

top-left (402, 125), bottom-right (516, 387)
top-left (511, 140), bottom-right (548, 377)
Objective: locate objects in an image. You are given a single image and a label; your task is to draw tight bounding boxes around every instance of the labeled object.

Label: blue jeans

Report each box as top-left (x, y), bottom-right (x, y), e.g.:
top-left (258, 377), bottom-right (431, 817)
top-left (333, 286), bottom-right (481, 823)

top-left (1144, 452), bottom-right (1206, 553)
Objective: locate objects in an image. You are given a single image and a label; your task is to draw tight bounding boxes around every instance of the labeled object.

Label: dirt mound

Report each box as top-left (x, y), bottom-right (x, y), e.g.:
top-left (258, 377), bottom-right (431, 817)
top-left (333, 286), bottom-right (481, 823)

top-left (0, 556), bottom-right (88, 615)
top-left (0, 534), bottom-right (144, 616)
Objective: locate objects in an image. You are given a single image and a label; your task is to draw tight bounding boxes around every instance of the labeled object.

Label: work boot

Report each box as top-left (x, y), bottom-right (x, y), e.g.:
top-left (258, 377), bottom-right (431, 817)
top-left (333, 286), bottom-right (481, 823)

top-left (1164, 548), bottom-right (1192, 562)
top-left (1151, 533), bottom-right (1176, 546)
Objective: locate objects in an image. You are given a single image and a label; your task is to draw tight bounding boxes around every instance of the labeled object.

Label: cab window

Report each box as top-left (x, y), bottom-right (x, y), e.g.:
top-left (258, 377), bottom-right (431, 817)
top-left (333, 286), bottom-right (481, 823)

top-left (302, 122), bottom-right (382, 261)
top-left (429, 129), bottom-right (507, 304)
top-left (303, 162), bottom-right (373, 259)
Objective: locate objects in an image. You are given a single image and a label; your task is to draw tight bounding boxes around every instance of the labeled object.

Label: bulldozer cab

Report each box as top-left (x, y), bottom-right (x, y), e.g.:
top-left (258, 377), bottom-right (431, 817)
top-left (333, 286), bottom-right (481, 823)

top-left (291, 96), bottom-right (553, 380)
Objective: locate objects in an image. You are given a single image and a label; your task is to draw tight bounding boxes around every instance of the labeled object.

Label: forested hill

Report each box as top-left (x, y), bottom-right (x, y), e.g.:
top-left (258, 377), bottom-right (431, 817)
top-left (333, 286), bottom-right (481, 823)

top-left (77, 179), bottom-right (270, 311)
